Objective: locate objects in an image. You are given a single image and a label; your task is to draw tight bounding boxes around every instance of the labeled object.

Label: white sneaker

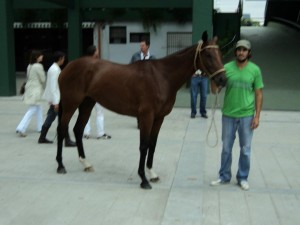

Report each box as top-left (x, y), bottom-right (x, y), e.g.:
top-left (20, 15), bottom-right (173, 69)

top-left (239, 180), bottom-right (249, 191)
top-left (210, 179), bottom-right (229, 186)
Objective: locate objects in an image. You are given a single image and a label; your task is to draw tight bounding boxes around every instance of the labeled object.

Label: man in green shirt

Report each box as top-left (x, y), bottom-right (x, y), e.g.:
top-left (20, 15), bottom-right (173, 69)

top-left (210, 39), bottom-right (264, 190)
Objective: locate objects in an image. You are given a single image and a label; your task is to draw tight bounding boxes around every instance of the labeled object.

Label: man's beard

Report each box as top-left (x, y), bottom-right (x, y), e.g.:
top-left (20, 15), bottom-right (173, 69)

top-left (237, 56), bottom-right (247, 63)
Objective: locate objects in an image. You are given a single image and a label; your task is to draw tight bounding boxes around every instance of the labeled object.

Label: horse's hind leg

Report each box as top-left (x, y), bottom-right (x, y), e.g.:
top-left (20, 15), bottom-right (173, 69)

top-left (74, 97), bottom-right (95, 172)
top-left (56, 103), bottom-right (77, 174)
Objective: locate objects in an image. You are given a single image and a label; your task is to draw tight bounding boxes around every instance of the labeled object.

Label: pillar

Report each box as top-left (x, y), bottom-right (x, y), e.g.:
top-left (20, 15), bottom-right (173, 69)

top-left (0, 0), bottom-right (16, 96)
top-left (192, 0), bottom-right (213, 44)
top-left (67, 0), bottom-right (82, 60)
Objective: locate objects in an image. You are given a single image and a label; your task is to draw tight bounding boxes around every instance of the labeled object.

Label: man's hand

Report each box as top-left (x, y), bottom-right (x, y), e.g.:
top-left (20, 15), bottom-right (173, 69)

top-left (54, 104), bottom-right (59, 112)
top-left (251, 117), bottom-right (259, 129)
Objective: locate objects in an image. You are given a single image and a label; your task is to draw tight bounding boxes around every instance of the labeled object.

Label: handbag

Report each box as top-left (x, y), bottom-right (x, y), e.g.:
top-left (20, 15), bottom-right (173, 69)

top-left (19, 81), bottom-right (26, 95)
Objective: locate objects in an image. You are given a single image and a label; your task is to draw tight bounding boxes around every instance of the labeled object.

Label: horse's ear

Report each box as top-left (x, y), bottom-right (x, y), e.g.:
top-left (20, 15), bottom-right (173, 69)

top-left (213, 36), bottom-right (218, 42)
top-left (202, 31), bottom-right (208, 42)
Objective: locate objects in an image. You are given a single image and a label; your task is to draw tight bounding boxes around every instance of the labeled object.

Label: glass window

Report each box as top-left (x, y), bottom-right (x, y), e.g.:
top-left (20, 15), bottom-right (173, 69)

top-left (109, 26), bottom-right (126, 44)
top-left (129, 32), bottom-right (150, 43)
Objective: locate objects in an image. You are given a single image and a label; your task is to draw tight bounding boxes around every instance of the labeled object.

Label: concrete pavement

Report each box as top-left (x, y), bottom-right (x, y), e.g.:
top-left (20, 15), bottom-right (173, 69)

top-left (0, 96), bottom-right (299, 225)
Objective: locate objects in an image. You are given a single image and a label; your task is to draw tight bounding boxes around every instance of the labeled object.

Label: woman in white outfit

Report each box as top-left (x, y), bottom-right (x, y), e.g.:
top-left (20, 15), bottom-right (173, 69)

top-left (83, 45), bottom-right (111, 140)
top-left (16, 50), bottom-right (46, 137)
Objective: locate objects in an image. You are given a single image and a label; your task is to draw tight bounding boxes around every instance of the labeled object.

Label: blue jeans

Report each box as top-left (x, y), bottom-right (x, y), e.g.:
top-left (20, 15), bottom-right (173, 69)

top-left (190, 76), bottom-right (208, 116)
top-left (219, 115), bottom-right (254, 183)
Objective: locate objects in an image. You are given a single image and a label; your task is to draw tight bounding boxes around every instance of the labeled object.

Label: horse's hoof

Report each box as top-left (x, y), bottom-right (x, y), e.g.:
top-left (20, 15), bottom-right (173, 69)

top-left (84, 166), bottom-right (94, 172)
top-left (150, 177), bottom-right (160, 183)
top-left (140, 181), bottom-right (152, 190)
top-left (57, 166), bottom-right (67, 174)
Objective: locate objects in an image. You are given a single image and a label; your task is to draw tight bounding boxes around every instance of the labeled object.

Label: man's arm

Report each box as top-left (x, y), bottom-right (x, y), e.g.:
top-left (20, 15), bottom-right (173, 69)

top-left (251, 88), bottom-right (263, 129)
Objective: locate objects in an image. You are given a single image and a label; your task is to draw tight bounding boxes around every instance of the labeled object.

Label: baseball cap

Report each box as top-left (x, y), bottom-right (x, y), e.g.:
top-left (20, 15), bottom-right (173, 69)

top-left (236, 40), bottom-right (251, 50)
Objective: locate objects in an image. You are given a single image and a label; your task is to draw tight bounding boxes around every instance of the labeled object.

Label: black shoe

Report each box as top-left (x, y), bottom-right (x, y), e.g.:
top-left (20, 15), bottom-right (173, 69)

top-left (191, 114), bottom-right (196, 118)
top-left (38, 138), bottom-right (53, 144)
top-left (201, 114), bottom-right (208, 119)
top-left (65, 139), bottom-right (76, 147)
top-left (38, 126), bottom-right (52, 143)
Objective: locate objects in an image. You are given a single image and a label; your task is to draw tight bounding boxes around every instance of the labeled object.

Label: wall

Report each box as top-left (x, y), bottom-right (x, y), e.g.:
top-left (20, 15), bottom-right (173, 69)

top-left (98, 22), bottom-right (193, 64)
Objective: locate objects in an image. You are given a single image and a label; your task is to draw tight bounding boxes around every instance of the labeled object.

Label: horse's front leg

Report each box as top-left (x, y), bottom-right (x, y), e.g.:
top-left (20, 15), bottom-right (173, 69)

top-left (146, 117), bottom-right (164, 183)
top-left (146, 138), bottom-right (160, 183)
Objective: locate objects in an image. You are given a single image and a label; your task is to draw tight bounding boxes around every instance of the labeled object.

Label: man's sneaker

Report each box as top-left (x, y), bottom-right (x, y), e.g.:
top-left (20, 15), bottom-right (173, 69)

top-left (97, 134), bottom-right (111, 140)
top-left (210, 179), bottom-right (229, 186)
top-left (16, 130), bottom-right (26, 137)
top-left (239, 180), bottom-right (249, 191)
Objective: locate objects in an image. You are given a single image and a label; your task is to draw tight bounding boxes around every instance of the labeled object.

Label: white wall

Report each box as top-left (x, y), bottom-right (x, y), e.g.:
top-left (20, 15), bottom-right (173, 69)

top-left (98, 22), bottom-right (192, 64)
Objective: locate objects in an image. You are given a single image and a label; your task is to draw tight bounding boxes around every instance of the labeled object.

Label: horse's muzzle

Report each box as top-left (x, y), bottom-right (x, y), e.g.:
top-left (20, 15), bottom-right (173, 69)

top-left (213, 73), bottom-right (227, 87)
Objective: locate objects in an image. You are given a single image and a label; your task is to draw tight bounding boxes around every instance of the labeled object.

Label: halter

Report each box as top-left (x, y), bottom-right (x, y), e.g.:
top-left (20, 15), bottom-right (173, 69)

top-left (194, 40), bottom-right (225, 79)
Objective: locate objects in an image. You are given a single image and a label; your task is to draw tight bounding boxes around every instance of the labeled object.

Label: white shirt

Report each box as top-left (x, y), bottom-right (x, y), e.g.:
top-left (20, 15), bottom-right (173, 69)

top-left (43, 63), bottom-right (61, 105)
top-left (140, 51), bottom-right (151, 60)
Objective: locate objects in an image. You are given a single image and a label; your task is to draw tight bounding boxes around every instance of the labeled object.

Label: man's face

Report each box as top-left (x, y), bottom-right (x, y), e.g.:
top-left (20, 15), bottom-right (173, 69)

top-left (93, 48), bottom-right (99, 59)
top-left (140, 41), bottom-right (149, 54)
top-left (58, 56), bottom-right (65, 66)
top-left (236, 47), bottom-right (250, 63)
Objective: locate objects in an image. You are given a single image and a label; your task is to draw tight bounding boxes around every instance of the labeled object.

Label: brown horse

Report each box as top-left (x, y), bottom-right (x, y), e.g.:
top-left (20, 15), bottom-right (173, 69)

top-left (56, 31), bottom-right (227, 189)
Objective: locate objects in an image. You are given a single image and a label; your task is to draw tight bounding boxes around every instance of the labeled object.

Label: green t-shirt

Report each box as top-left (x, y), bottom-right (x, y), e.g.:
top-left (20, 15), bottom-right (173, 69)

top-left (222, 61), bottom-right (264, 118)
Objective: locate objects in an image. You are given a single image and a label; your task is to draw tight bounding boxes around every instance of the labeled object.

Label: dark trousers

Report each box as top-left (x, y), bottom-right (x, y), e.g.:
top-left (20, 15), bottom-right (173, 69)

top-left (190, 76), bottom-right (208, 116)
top-left (43, 105), bottom-right (57, 128)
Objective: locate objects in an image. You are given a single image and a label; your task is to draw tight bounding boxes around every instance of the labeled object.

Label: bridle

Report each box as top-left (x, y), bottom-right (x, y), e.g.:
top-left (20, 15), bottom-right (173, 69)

top-left (193, 41), bottom-right (225, 148)
top-left (194, 40), bottom-right (225, 79)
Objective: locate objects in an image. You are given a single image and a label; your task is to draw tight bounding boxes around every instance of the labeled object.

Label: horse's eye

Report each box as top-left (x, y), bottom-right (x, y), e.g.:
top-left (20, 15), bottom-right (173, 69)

top-left (205, 53), bottom-right (212, 59)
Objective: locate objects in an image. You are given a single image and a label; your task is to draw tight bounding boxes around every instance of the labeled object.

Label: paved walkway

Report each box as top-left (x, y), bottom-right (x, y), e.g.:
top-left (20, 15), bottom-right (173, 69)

top-left (0, 96), bottom-right (299, 225)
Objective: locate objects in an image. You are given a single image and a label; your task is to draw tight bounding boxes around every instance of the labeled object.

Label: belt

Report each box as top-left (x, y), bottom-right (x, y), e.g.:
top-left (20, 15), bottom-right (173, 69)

top-left (192, 74), bottom-right (206, 77)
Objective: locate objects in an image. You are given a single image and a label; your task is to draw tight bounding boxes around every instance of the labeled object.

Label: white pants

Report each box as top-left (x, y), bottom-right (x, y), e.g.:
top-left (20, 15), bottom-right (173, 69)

top-left (16, 105), bottom-right (43, 133)
top-left (84, 103), bottom-right (105, 137)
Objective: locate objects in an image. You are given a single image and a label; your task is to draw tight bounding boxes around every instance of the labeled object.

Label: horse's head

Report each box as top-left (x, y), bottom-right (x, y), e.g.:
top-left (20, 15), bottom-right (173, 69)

top-left (194, 31), bottom-right (227, 92)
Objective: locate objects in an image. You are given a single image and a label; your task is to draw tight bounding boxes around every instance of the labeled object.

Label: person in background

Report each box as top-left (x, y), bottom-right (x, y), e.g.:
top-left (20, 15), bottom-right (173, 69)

top-left (130, 37), bottom-right (156, 128)
top-left (83, 45), bottom-right (111, 140)
top-left (130, 37), bottom-right (155, 63)
top-left (190, 69), bottom-right (208, 119)
top-left (210, 40), bottom-right (264, 191)
top-left (16, 50), bottom-right (46, 137)
top-left (38, 51), bottom-right (76, 147)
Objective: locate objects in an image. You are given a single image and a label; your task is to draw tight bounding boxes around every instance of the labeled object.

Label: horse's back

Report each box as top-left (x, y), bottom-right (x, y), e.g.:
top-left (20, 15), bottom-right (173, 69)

top-left (58, 57), bottom-right (173, 117)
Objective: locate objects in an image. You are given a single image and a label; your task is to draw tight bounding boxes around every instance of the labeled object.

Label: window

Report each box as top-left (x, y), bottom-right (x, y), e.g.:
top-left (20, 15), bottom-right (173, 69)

top-left (167, 32), bottom-right (192, 55)
top-left (109, 26), bottom-right (126, 44)
top-left (129, 32), bottom-right (150, 43)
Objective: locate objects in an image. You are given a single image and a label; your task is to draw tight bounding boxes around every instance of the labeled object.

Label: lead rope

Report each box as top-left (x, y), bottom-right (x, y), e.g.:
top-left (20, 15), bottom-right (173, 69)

top-left (206, 90), bottom-right (220, 148)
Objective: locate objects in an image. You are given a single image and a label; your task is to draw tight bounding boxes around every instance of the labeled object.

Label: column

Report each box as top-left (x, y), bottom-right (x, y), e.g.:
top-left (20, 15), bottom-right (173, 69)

top-left (68, 0), bottom-right (82, 60)
top-left (192, 0), bottom-right (213, 44)
top-left (0, 0), bottom-right (16, 96)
